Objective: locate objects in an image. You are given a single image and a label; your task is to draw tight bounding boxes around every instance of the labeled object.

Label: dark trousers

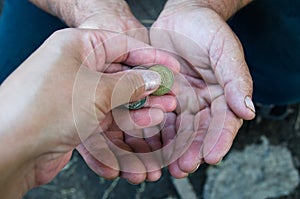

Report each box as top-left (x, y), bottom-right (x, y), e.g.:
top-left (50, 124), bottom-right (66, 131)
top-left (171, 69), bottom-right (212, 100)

top-left (0, 0), bottom-right (66, 83)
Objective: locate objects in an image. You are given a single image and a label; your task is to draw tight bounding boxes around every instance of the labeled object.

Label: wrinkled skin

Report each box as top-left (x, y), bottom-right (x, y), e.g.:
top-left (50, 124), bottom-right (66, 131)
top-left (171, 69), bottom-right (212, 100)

top-left (30, 0), bottom-right (172, 183)
top-left (0, 28), bottom-right (181, 198)
top-left (27, 0), bottom-right (255, 182)
top-left (150, 4), bottom-right (255, 177)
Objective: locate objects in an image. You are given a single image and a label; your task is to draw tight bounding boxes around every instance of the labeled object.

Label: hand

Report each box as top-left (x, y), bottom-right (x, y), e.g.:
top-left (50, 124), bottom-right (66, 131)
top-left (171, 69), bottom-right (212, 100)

top-left (30, 0), bottom-right (168, 182)
top-left (0, 28), bottom-right (180, 197)
top-left (150, 3), bottom-right (255, 177)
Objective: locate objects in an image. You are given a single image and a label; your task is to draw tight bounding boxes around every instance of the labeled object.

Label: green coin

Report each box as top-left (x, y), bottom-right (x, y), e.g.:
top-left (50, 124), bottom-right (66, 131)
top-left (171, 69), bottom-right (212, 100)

top-left (124, 97), bottom-right (147, 110)
top-left (149, 65), bottom-right (174, 96)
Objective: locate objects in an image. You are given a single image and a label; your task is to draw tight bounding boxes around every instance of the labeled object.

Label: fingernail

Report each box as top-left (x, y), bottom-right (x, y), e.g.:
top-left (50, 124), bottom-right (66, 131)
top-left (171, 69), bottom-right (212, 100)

top-left (142, 70), bottom-right (161, 92)
top-left (191, 163), bottom-right (201, 173)
top-left (126, 180), bottom-right (139, 185)
top-left (245, 96), bottom-right (256, 113)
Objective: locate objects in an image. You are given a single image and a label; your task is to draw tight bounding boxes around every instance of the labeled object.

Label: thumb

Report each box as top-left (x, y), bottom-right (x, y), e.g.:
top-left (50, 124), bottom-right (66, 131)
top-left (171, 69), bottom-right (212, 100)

top-left (98, 70), bottom-right (161, 111)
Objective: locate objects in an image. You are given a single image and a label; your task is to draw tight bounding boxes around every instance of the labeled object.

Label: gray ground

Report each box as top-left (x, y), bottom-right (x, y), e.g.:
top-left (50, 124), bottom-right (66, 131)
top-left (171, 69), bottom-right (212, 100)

top-left (1, 0), bottom-right (300, 198)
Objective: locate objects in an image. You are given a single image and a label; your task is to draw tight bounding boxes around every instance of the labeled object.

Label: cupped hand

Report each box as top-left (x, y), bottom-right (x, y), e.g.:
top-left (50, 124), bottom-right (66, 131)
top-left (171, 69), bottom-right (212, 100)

top-left (43, 0), bottom-right (172, 182)
top-left (30, 0), bottom-right (175, 183)
top-left (0, 28), bottom-right (180, 195)
top-left (150, 3), bottom-right (256, 178)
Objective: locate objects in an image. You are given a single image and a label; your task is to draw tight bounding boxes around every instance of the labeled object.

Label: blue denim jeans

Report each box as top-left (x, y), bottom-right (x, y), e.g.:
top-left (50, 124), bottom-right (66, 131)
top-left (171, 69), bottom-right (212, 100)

top-left (228, 0), bottom-right (300, 105)
top-left (0, 0), bottom-right (66, 83)
top-left (1, 0), bottom-right (300, 105)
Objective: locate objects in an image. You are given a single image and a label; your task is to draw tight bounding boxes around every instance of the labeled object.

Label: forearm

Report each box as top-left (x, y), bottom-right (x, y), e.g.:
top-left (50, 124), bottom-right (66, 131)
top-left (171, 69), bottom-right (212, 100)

top-left (29, 0), bottom-right (89, 27)
top-left (29, 0), bottom-right (131, 27)
top-left (166, 0), bottom-right (253, 20)
top-left (0, 69), bottom-right (52, 198)
top-left (0, 124), bottom-right (36, 199)
top-left (0, 109), bottom-right (40, 198)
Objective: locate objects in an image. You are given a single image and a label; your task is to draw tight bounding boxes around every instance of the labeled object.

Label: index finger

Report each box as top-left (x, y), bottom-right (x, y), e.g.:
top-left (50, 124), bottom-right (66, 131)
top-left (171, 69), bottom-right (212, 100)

top-left (95, 31), bottom-right (181, 73)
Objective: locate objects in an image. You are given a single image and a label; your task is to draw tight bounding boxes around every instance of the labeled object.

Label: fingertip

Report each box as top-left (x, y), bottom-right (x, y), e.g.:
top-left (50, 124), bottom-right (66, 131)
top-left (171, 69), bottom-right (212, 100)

top-left (99, 168), bottom-right (120, 180)
top-left (231, 100), bottom-right (256, 120)
top-left (204, 155), bottom-right (223, 165)
top-left (178, 142), bottom-right (203, 173)
top-left (123, 172), bottom-right (147, 185)
top-left (146, 170), bottom-right (162, 182)
top-left (226, 91), bottom-right (256, 120)
top-left (202, 136), bottom-right (228, 165)
top-left (164, 95), bottom-right (177, 111)
top-left (179, 159), bottom-right (201, 173)
top-left (168, 161), bottom-right (189, 179)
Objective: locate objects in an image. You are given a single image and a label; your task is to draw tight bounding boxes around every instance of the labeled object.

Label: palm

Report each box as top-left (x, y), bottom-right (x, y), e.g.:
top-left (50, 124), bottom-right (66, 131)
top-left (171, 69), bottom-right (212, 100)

top-left (27, 27), bottom-right (179, 185)
top-left (76, 6), bottom-right (162, 182)
top-left (32, 152), bottom-right (73, 186)
top-left (151, 7), bottom-right (254, 176)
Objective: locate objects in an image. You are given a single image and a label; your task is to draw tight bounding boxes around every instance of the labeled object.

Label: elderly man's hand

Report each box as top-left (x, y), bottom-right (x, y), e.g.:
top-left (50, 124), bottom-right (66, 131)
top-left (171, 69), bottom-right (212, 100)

top-left (150, 1), bottom-right (255, 177)
top-left (30, 0), bottom-right (148, 42)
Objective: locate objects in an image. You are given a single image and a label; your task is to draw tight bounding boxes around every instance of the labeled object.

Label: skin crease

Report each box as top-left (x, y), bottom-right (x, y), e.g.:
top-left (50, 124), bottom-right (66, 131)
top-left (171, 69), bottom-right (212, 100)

top-left (28, 0), bottom-right (161, 183)
top-left (0, 29), bottom-right (181, 198)
top-left (150, 0), bottom-right (255, 177)
top-left (25, 0), bottom-right (255, 182)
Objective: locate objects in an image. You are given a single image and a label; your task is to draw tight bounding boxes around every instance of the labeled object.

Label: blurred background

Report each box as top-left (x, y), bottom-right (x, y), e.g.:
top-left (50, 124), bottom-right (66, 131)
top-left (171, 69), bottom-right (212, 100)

top-left (0, 0), bottom-right (299, 198)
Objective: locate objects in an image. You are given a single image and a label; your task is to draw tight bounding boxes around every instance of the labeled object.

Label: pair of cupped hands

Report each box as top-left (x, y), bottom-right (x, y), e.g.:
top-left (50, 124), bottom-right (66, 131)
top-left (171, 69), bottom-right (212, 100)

top-left (0, 0), bottom-right (256, 196)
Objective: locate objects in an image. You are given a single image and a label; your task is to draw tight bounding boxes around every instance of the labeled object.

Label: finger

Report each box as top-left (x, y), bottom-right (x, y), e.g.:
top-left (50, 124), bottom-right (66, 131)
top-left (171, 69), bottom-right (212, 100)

top-left (112, 108), bottom-right (164, 131)
top-left (171, 114), bottom-right (198, 172)
top-left (168, 161), bottom-right (189, 179)
top-left (110, 94), bottom-right (175, 132)
top-left (143, 95), bottom-right (177, 112)
top-left (106, 138), bottom-right (147, 184)
top-left (161, 113), bottom-right (177, 166)
top-left (95, 68), bottom-right (161, 113)
top-left (103, 63), bottom-right (130, 73)
top-left (159, 112), bottom-right (189, 178)
top-left (209, 29), bottom-right (255, 120)
top-left (144, 126), bottom-right (164, 180)
top-left (98, 31), bottom-right (180, 72)
top-left (76, 145), bottom-right (119, 179)
top-left (78, 12), bottom-right (149, 44)
top-left (144, 125), bottom-right (163, 150)
top-left (202, 96), bottom-right (243, 164)
top-left (177, 108), bottom-right (211, 172)
top-left (76, 133), bottom-right (120, 179)
top-left (125, 134), bottom-right (162, 182)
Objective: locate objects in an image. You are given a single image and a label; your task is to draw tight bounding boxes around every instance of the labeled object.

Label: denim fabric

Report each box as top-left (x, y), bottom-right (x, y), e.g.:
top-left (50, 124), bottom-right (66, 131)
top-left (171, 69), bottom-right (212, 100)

top-left (0, 0), bottom-right (66, 83)
top-left (229, 0), bottom-right (300, 105)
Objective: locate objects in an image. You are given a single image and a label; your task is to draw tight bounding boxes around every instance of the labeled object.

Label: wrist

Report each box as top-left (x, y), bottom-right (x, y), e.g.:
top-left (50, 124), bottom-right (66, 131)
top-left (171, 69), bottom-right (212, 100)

top-left (165, 0), bottom-right (253, 20)
top-left (30, 0), bottom-right (133, 28)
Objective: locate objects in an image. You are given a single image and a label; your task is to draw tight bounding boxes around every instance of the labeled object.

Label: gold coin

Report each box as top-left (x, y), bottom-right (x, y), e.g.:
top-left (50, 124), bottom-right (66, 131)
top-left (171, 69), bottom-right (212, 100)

top-left (149, 65), bottom-right (174, 96)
